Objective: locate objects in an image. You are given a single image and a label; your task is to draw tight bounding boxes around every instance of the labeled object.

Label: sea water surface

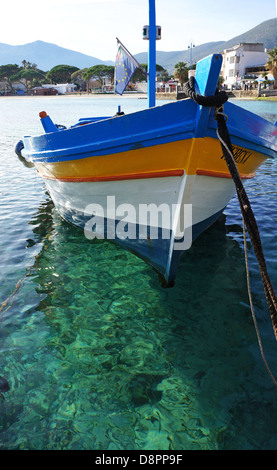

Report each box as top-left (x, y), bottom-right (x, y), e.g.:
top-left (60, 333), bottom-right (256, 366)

top-left (0, 95), bottom-right (276, 450)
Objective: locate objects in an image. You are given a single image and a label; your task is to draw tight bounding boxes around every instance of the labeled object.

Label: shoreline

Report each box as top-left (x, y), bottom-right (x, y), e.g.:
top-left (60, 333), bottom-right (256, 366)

top-left (1, 92), bottom-right (277, 102)
top-left (0, 92), bottom-right (148, 100)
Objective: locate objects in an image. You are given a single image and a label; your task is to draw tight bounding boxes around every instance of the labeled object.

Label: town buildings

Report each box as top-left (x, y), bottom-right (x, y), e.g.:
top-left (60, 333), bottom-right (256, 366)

top-left (221, 43), bottom-right (270, 89)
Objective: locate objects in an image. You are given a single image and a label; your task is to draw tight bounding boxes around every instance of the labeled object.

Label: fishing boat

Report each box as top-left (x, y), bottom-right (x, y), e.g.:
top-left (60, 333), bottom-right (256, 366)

top-left (16, 0), bottom-right (277, 286)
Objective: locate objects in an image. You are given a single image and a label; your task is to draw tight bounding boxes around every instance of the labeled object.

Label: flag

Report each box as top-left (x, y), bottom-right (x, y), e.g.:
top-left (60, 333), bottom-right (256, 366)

top-left (115, 38), bottom-right (145, 95)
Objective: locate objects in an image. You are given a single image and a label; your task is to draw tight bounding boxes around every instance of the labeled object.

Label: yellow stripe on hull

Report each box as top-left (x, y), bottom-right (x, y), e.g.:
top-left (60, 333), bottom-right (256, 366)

top-left (35, 137), bottom-right (266, 181)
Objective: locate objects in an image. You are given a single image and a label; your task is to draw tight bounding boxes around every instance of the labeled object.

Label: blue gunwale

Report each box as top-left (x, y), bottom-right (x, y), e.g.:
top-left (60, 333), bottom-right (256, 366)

top-left (206, 101), bottom-right (277, 159)
top-left (23, 99), bottom-right (197, 163)
top-left (23, 98), bottom-right (277, 164)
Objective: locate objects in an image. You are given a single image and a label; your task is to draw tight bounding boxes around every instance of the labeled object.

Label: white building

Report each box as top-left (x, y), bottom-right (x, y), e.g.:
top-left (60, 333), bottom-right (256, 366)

top-left (42, 83), bottom-right (76, 94)
top-left (136, 79), bottom-right (178, 94)
top-left (222, 43), bottom-right (269, 89)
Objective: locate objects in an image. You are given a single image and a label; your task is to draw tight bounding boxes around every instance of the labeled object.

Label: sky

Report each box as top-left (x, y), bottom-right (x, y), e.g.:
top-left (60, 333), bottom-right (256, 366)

top-left (0, 0), bottom-right (276, 62)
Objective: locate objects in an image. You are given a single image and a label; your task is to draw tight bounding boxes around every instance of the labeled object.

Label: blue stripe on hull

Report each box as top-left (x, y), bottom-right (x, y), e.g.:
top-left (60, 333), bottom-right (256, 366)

top-left (56, 204), bottom-right (225, 285)
top-left (23, 98), bottom-right (277, 164)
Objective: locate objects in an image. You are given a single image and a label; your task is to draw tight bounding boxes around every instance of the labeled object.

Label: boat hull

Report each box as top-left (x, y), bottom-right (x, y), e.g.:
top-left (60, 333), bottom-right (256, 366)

top-left (21, 54), bottom-right (277, 284)
top-left (43, 170), bottom-right (237, 283)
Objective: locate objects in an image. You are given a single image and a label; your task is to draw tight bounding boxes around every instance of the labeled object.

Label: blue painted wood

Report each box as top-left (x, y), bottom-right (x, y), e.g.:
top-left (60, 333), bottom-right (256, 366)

top-left (206, 100), bottom-right (277, 158)
top-left (194, 54), bottom-right (222, 138)
top-left (40, 114), bottom-right (58, 133)
top-left (195, 54), bottom-right (222, 96)
top-left (148, 0), bottom-right (156, 108)
top-left (23, 96), bottom-right (277, 162)
top-left (23, 99), bottom-right (198, 162)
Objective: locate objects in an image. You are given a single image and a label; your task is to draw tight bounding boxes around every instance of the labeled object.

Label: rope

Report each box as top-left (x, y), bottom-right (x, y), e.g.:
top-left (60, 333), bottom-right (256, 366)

top-left (183, 76), bottom-right (228, 107)
top-left (215, 110), bottom-right (277, 342)
top-left (184, 77), bottom-right (277, 385)
top-left (243, 218), bottom-right (277, 387)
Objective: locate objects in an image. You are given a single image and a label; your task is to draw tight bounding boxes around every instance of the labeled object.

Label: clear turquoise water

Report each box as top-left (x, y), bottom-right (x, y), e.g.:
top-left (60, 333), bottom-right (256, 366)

top-left (0, 96), bottom-right (277, 450)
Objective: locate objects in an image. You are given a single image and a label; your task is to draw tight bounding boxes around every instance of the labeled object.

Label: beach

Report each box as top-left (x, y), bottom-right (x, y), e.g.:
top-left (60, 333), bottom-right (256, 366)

top-left (2, 90), bottom-right (277, 101)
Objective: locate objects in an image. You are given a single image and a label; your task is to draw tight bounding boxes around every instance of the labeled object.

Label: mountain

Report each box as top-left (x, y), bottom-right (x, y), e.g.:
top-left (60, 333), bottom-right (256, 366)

top-left (135, 18), bottom-right (277, 73)
top-left (0, 18), bottom-right (275, 72)
top-left (134, 41), bottom-right (225, 74)
top-left (0, 40), bottom-right (113, 71)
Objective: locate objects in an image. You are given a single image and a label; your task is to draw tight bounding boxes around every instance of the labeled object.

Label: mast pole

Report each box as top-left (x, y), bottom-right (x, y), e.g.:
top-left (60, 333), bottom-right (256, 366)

top-left (148, 0), bottom-right (156, 108)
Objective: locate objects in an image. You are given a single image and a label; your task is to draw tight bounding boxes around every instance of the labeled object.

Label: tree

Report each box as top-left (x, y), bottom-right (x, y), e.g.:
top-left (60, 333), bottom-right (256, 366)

top-left (10, 68), bottom-right (46, 92)
top-left (174, 62), bottom-right (189, 89)
top-left (159, 69), bottom-right (171, 82)
top-left (218, 75), bottom-right (225, 88)
top-left (21, 60), bottom-right (38, 70)
top-left (46, 65), bottom-right (79, 84)
top-left (266, 47), bottom-right (277, 88)
top-left (0, 64), bottom-right (19, 93)
top-left (83, 65), bottom-right (115, 90)
top-left (155, 65), bottom-right (167, 79)
top-left (71, 69), bottom-right (87, 91)
top-left (131, 64), bottom-right (147, 82)
top-left (132, 63), bottom-right (165, 82)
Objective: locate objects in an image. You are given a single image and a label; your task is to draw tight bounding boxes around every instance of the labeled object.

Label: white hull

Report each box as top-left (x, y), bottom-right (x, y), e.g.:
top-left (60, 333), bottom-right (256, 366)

top-left (44, 173), bottom-right (236, 283)
top-left (45, 173), bottom-right (235, 229)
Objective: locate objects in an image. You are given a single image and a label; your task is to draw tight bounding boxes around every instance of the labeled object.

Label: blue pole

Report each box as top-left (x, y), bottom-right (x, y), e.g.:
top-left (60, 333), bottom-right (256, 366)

top-left (148, 0), bottom-right (156, 108)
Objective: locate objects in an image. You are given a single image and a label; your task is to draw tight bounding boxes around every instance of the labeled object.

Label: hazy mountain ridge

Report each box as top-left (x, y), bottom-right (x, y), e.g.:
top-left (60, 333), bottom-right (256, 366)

top-left (0, 40), bottom-right (114, 70)
top-left (134, 41), bottom-right (225, 73)
top-left (0, 18), bottom-right (275, 72)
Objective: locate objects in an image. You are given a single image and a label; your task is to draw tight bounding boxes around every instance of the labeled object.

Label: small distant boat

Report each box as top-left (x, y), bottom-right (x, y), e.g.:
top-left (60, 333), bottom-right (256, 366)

top-left (17, 1), bottom-right (277, 285)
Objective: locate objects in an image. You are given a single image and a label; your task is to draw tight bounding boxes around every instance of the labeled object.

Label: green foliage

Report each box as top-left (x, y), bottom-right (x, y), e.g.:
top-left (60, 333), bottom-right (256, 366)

top-left (0, 61), bottom-right (48, 92)
top-left (266, 47), bottom-right (277, 86)
top-left (21, 60), bottom-right (38, 69)
top-left (158, 69), bottom-right (171, 82)
top-left (132, 63), bottom-right (165, 82)
top-left (0, 64), bottom-right (19, 79)
top-left (71, 69), bottom-right (87, 91)
top-left (10, 68), bottom-right (46, 90)
top-left (132, 64), bottom-right (147, 82)
top-left (174, 62), bottom-right (189, 89)
top-left (0, 64), bottom-right (20, 92)
top-left (83, 65), bottom-right (115, 85)
top-left (267, 46), bottom-right (277, 62)
top-left (218, 75), bottom-right (225, 87)
top-left (71, 69), bottom-right (86, 81)
top-left (46, 65), bottom-right (79, 84)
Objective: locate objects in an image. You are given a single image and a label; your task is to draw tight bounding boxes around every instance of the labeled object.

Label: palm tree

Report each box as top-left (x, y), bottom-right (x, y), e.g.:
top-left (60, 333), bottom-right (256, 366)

top-left (174, 62), bottom-right (188, 89)
top-left (266, 47), bottom-right (277, 88)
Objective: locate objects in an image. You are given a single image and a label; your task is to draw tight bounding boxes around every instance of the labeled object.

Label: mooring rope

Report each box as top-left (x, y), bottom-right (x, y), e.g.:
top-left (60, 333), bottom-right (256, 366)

top-left (243, 218), bottom-right (277, 387)
top-left (215, 110), bottom-right (277, 339)
top-left (184, 77), bottom-right (277, 385)
top-left (183, 76), bottom-right (229, 108)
